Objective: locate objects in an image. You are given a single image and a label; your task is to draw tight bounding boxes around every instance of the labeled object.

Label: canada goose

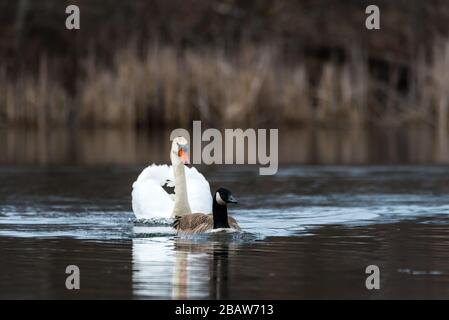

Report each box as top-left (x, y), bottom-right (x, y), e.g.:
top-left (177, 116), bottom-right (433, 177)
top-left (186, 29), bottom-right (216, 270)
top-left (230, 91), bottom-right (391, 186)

top-left (173, 188), bottom-right (241, 234)
top-left (132, 137), bottom-right (212, 219)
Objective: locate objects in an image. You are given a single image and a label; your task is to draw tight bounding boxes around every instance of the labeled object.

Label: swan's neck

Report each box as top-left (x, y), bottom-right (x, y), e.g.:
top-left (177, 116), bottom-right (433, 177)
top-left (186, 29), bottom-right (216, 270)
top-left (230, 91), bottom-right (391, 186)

top-left (172, 163), bottom-right (192, 217)
top-left (213, 199), bottom-right (230, 229)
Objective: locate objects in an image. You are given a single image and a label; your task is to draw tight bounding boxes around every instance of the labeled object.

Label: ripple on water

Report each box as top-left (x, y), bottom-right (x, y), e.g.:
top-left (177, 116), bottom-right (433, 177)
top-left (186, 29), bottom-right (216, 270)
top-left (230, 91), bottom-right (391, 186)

top-left (131, 217), bottom-right (174, 226)
top-left (2, 165), bottom-right (449, 240)
top-left (2, 197), bottom-right (449, 239)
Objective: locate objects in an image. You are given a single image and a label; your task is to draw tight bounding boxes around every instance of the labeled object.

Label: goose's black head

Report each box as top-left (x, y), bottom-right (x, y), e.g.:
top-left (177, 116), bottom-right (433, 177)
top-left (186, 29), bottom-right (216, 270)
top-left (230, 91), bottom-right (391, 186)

top-left (214, 188), bottom-right (238, 206)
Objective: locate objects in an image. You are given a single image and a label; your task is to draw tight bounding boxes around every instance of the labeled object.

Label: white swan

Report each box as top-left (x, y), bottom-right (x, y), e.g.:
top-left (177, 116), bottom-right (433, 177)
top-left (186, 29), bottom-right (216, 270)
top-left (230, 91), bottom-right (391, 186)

top-left (132, 137), bottom-right (212, 219)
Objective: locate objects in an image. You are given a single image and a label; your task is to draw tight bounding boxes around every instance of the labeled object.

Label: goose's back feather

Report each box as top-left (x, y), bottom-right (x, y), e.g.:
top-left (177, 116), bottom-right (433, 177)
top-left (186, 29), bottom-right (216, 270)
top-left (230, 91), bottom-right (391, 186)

top-left (174, 213), bottom-right (240, 234)
top-left (132, 164), bottom-right (212, 219)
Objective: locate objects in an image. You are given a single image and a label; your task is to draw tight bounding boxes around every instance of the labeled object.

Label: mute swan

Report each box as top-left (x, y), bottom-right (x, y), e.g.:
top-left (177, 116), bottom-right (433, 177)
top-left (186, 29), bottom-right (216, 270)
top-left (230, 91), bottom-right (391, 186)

top-left (132, 137), bottom-right (212, 219)
top-left (173, 188), bottom-right (240, 234)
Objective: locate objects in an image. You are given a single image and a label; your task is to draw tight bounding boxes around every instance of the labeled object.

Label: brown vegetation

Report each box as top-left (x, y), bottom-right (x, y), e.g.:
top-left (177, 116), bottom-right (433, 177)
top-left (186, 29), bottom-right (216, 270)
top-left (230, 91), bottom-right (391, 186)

top-left (1, 1), bottom-right (449, 129)
top-left (1, 41), bottom-right (449, 128)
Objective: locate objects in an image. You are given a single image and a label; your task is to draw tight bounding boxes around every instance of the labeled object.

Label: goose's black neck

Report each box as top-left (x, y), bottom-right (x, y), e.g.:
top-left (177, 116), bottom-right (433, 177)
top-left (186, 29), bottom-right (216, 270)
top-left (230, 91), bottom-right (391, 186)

top-left (213, 197), bottom-right (230, 229)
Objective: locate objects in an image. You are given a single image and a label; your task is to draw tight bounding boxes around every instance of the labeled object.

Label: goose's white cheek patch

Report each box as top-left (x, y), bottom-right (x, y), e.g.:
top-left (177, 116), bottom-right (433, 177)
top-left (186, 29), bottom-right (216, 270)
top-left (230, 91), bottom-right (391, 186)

top-left (215, 192), bottom-right (226, 205)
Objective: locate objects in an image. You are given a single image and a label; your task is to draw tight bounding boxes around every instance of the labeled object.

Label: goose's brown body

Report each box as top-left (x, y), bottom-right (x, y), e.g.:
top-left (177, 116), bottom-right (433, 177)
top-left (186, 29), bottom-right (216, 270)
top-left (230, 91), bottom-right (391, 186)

top-left (174, 213), bottom-right (241, 234)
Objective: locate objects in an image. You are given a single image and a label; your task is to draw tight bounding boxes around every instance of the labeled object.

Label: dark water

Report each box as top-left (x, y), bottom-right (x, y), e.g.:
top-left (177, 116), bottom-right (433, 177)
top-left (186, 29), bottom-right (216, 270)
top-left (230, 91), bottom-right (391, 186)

top-left (1, 165), bottom-right (449, 299)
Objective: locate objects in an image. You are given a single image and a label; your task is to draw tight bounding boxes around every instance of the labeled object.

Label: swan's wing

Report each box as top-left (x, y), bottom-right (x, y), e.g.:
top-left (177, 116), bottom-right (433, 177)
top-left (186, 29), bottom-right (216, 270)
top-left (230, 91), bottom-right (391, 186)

top-left (132, 164), bottom-right (212, 219)
top-left (161, 179), bottom-right (176, 201)
top-left (132, 164), bottom-right (174, 219)
top-left (185, 166), bottom-right (212, 214)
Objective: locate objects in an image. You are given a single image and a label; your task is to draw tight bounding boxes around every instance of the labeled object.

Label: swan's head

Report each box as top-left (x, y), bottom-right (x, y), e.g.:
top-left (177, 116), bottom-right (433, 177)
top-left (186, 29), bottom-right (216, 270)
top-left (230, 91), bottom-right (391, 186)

top-left (215, 188), bottom-right (238, 205)
top-left (171, 136), bottom-right (190, 165)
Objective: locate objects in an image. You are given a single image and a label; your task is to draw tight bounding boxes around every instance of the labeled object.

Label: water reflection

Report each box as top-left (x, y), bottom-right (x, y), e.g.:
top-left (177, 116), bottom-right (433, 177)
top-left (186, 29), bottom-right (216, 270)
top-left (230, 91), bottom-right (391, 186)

top-left (132, 237), bottom-right (178, 299)
top-left (173, 238), bottom-right (236, 300)
top-left (436, 122), bottom-right (449, 163)
top-left (132, 236), bottom-right (239, 299)
top-left (209, 243), bottom-right (230, 299)
top-left (128, 216), bottom-right (449, 300)
top-left (1, 125), bottom-right (448, 165)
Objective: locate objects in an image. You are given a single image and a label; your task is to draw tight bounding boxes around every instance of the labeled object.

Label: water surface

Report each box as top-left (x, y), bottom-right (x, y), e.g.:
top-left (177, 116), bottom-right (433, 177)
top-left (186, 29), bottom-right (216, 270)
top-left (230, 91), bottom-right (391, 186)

top-left (1, 165), bottom-right (449, 299)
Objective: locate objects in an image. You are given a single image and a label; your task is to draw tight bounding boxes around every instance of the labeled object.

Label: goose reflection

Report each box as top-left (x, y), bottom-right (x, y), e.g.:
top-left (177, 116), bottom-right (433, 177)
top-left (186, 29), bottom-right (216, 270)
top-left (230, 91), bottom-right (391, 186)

top-left (132, 233), bottom-right (237, 299)
top-left (209, 242), bottom-right (230, 299)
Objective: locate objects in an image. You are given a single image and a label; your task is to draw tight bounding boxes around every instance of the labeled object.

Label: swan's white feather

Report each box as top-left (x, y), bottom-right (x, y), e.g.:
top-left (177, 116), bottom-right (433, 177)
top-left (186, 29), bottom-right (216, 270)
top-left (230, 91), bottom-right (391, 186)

top-left (132, 164), bottom-right (212, 219)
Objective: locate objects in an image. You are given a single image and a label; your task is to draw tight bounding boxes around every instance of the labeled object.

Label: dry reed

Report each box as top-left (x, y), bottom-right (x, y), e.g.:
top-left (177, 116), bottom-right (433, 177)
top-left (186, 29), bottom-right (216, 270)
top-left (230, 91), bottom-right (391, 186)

top-left (1, 42), bottom-right (449, 128)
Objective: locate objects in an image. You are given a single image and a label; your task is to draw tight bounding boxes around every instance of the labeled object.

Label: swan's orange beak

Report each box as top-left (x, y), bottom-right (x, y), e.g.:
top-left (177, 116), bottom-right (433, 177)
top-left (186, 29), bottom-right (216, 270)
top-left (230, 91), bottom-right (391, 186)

top-left (178, 149), bottom-right (190, 164)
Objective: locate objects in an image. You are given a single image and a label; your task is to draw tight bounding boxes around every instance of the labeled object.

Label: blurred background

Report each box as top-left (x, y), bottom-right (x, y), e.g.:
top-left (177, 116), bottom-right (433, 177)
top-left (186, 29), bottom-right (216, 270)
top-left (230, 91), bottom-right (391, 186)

top-left (1, 0), bottom-right (449, 165)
